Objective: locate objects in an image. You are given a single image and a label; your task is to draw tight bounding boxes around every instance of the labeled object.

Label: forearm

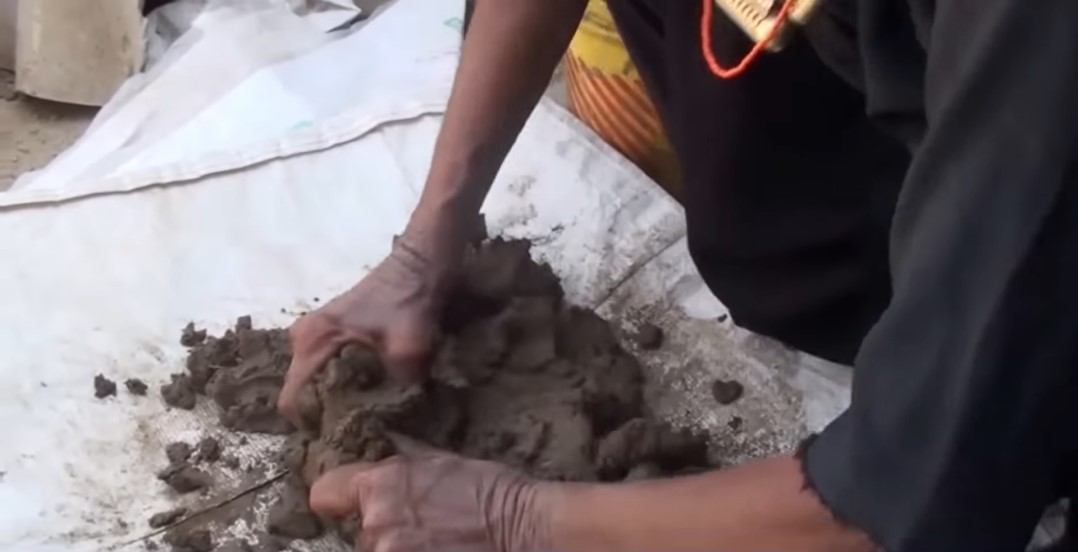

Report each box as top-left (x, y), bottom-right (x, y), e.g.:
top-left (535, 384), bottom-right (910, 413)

top-left (406, 0), bottom-right (585, 258)
top-left (547, 457), bottom-right (873, 552)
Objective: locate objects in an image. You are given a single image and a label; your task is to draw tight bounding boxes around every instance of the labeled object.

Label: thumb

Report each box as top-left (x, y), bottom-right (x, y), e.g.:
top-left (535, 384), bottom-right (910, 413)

top-left (278, 318), bottom-right (343, 426)
top-left (382, 319), bottom-right (434, 385)
top-left (309, 462), bottom-right (378, 517)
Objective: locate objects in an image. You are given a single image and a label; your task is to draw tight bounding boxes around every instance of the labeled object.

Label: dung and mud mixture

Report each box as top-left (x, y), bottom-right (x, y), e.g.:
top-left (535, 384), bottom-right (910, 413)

top-left (148, 238), bottom-right (715, 550)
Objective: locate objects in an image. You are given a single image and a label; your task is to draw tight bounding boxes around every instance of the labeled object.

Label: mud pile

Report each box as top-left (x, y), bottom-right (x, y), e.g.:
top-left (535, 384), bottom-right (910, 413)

top-left (162, 238), bottom-right (710, 546)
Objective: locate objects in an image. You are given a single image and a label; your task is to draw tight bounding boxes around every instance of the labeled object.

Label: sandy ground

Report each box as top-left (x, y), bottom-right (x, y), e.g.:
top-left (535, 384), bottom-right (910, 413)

top-left (0, 69), bottom-right (98, 191)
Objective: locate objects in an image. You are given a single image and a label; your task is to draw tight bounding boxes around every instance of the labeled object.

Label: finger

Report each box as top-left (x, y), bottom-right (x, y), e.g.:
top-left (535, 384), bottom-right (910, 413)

top-left (374, 529), bottom-right (426, 552)
top-left (382, 321), bottom-right (433, 384)
top-left (359, 526), bottom-right (380, 552)
top-left (278, 353), bottom-right (337, 426)
top-left (360, 525), bottom-right (395, 552)
top-left (309, 461), bottom-right (380, 517)
top-left (278, 316), bottom-right (345, 424)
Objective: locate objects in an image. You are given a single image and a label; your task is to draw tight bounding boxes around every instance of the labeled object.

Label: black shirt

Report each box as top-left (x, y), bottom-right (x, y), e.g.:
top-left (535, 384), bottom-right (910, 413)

top-left (607, 0), bottom-right (1078, 549)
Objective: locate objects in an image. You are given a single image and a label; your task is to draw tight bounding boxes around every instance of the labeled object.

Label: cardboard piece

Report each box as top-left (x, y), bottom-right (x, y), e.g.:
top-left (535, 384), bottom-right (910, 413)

top-left (15, 0), bottom-right (143, 105)
top-left (0, 0), bottom-right (15, 70)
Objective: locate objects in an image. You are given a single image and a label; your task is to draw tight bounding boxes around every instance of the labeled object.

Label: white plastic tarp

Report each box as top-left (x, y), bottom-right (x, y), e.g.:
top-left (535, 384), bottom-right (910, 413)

top-left (0, 0), bottom-right (854, 549)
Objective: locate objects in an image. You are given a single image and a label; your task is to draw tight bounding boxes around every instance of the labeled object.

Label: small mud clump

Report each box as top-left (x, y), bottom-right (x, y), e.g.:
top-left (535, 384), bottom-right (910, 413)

top-left (157, 463), bottom-right (210, 493)
top-left (711, 379), bottom-right (744, 405)
top-left (125, 378), bottom-right (148, 395)
top-left (180, 322), bottom-right (208, 347)
top-left (164, 528), bottom-right (213, 552)
top-left (196, 437), bottom-right (221, 463)
top-left (148, 507), bottom-right (187, 528)
top-left (163, 238), bottom-right (711, 543)
top-left (267, 476), bottom-right (324, 540)
top-left (94, 374), bottom-right (117, 398)
top-left (161, 374), bottom-right (197, 410)
top-left (165, 441), bottom-right (193, 464)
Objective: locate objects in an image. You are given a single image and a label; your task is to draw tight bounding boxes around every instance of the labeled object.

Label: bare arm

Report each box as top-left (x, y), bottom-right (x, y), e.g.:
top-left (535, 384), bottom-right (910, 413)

top-left (405, 0), bottom-right (587, 270)
top-left (548, 457), bottom-right (872, 552)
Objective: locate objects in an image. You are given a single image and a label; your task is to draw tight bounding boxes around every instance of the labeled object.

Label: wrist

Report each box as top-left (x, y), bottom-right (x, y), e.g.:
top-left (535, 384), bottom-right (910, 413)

top-left (405, 203), bottom-right (475, 249)
top-left (408, 152), bottom-right (491, 246)
top-left (502, 479), bottom-right (566, 552)
top-left (389, 232), bottom-right (457, 304)
top-left (540, 482), bottom-right (593, 552)
top-left (404, 198), bottom-right (484, 275)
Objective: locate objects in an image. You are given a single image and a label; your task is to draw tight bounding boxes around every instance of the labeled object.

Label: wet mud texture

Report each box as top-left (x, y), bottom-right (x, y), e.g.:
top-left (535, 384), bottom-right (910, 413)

top-left (170, 238), bottom-right (710, 544)
top-left (174, 314), bottom-right (294, 434)
top-left (286, 240), bottom-right (708, 486)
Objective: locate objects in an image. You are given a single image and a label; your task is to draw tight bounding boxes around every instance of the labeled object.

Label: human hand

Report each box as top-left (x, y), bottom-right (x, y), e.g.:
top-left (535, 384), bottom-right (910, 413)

top-left (309, 439), bottom-right (553, 552)
top-left (278, 234), bottom-right (452, 426)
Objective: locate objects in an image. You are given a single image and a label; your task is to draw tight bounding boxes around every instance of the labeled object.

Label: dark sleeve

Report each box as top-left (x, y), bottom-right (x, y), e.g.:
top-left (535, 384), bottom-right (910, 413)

top-left (802, 1), bottom-right (1078, 550)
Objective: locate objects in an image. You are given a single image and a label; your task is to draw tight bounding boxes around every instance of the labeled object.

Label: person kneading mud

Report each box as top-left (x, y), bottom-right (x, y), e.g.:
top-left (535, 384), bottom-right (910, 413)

top-left (278, 0), bottom-right (1078, 550)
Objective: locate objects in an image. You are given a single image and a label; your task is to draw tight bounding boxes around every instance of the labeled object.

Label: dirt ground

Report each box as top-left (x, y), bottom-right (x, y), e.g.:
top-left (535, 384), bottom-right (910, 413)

top-left (0, 69), bottom-right (97, 191)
